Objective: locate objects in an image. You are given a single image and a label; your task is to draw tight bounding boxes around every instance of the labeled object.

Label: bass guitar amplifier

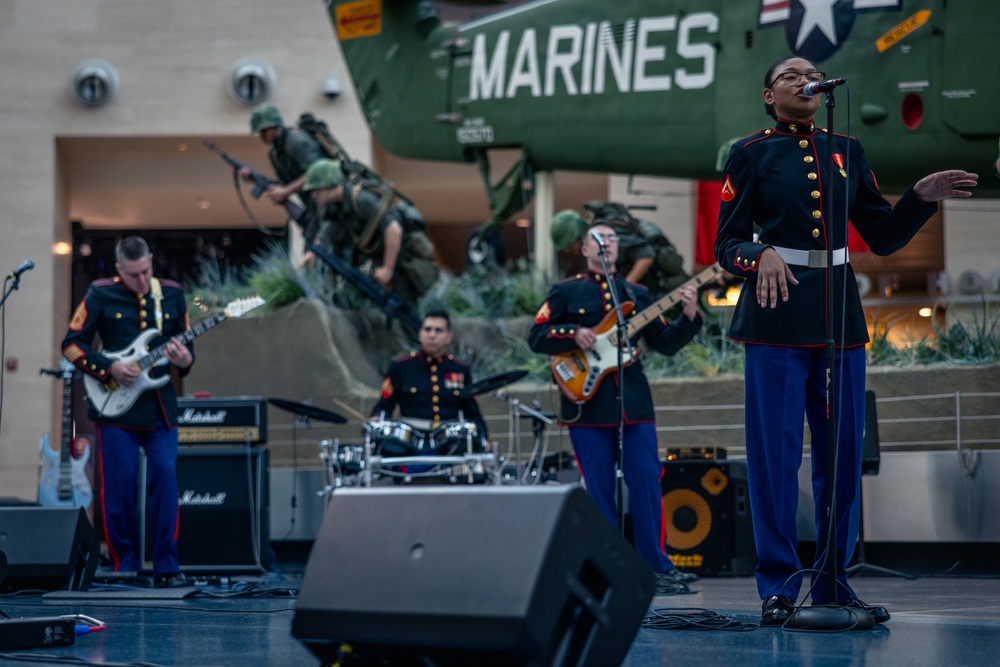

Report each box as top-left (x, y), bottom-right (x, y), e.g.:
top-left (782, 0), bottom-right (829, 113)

top-left (176, 395), bottom-right (267, 445)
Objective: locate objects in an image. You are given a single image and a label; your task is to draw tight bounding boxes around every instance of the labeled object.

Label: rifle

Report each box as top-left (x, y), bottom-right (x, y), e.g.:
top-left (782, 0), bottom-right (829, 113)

top-left (306, 242), bottom-right (422, 335)
top-left (203, 140), bottom-right (307, 223)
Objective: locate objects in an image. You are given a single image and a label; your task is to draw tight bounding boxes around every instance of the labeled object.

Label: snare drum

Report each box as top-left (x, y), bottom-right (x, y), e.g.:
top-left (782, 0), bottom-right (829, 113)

top-left (366, 419), bottom-right (426, 456)
top-left (430, 420), bottom-right (483, 455)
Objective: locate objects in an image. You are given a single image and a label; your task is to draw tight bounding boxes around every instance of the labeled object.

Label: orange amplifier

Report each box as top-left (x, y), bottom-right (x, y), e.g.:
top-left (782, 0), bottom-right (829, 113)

top-left (176, 396), bottom-right (267, 445)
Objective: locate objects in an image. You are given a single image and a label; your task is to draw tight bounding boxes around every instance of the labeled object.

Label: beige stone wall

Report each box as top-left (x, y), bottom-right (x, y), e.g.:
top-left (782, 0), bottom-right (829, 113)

top-left (0, 0), bottom-right (364, 498)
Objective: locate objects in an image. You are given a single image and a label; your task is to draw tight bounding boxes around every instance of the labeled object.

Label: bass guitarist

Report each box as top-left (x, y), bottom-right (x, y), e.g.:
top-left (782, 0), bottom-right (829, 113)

top-left (61, 236), bottom-right (194, 587)
top-left (528, 221), bottom-right (702, 593)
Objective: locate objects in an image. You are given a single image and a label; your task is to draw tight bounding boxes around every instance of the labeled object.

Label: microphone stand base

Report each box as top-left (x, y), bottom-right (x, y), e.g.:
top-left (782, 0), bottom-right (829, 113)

top-left (785, 605), bottom-right (876, 631)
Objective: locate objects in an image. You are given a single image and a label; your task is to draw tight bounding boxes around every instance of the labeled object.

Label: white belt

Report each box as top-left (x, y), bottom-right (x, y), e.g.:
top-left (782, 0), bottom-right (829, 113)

top-left (771, 246), bottom-right (849, 268)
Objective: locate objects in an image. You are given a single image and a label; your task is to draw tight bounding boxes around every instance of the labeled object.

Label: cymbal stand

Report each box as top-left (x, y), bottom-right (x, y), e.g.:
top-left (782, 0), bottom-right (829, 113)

top-left (494, 389), bottom-right (553, 484)
top-left (361, 423), bottom-right (375, 488)
top-left (318, 438), bottom-right (341, 507)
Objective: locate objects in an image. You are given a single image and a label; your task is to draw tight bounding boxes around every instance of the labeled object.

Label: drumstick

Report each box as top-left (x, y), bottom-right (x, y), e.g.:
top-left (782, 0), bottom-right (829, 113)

top-left (331, 397), bottom-right (367, 422)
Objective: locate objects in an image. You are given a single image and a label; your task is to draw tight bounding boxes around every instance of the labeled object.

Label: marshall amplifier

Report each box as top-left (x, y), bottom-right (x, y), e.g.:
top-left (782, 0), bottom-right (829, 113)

top-left (141, 447), bottom-right (270, 572)
top-left (176, 395), bottom-right (267, 445)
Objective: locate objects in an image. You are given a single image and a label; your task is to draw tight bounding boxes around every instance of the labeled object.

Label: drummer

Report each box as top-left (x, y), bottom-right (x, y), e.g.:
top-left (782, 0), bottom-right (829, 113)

top-left (371, 309), bottom-right (490, 452)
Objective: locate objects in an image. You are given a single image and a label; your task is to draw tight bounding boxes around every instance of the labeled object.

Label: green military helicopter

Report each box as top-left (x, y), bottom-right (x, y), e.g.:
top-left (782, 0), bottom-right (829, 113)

top-left (324, 0), bottom-right (999, 263)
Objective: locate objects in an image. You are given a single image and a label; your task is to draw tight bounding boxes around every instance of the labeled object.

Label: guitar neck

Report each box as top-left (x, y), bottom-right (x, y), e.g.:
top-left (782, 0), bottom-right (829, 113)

top-left (624, 264), bottom-right (724, 338)
top-left (137, 312), bottom-right (226, 370)
top-left (60, 371), bottom-right (73, 464)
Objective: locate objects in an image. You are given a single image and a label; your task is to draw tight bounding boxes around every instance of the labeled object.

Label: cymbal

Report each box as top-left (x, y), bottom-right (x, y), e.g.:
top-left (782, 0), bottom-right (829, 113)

top-left (268, 397), bottom-right (347, 424)
top-left (459, 369), bottom-right (529, 398)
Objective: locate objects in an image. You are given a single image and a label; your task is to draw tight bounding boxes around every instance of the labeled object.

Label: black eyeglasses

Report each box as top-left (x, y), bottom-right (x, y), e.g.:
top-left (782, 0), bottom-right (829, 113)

top-left (770, 70), bottom-right (826, 86)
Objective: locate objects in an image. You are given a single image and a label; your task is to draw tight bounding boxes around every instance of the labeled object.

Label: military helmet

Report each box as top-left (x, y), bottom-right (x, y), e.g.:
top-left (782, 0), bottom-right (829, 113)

top-left (550, 209), bottom-right (587, 251)
top-left (303, 158), bottom-right (345, 191)
top-left (582, 199), bottom-right (633, 224)
top-left (250, 104), bottom-right (283, 134)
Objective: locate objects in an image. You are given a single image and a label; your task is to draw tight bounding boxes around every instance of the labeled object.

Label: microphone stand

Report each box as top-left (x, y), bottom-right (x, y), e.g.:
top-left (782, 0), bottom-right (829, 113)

top-left (788, 85), bottom-right (874, 631)
top-left (0, 274), bottom-right (26, 308)
top-left (594, 240), bottom-right (635, 535)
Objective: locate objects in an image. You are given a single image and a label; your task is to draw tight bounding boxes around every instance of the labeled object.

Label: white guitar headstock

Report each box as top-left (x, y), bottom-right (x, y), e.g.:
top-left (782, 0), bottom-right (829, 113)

top-left (223, 296), bottom-right (266, 318)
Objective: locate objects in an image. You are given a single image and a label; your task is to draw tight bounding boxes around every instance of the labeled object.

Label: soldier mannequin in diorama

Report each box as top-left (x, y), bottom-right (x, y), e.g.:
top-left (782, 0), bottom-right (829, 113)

top-left (302, 158), bottom-right (440, 306)
top-left (240, 104), bottom-right (326, 265)
top-left (550, 203), bottom-right (690, 296)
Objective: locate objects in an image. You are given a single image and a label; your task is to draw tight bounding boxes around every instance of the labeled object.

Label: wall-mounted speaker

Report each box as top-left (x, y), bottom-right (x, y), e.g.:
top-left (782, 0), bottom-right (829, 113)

top-left (293, 485), bottom-right (653, 666)
top-left (661, 460), bottom-right (755, 576)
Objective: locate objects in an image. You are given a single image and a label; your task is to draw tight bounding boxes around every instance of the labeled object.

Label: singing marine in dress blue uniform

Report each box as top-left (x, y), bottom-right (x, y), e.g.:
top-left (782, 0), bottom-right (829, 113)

top-left (63, 274), bottom-right (194, 579)
top-left (715, 117), bottom-right (937, 606)
top-left (528, 269), bottom-right (701, 574)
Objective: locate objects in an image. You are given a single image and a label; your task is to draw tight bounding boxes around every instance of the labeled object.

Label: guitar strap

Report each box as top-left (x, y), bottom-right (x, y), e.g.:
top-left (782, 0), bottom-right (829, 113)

top-left (150, 277), bottom-right (164, 334)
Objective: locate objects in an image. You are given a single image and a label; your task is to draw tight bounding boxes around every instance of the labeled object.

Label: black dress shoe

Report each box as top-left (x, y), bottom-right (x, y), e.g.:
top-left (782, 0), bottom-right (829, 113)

top-left (842, 598), bottom-right (890, 624)
top-left (154, 572), bottom-right (191, 589)
top-left (664, 567), bottom-right (699, 583)
top-left (761, 595), bottom-right (796, 626)
top-left (654, 569), bottom-right (692, 595)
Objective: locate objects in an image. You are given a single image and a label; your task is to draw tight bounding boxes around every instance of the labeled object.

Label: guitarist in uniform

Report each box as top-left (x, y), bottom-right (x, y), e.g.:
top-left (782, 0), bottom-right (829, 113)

top-left (529, 222), bottom-right (702, 592)
top-left (61, 236), bottom-right (194, 587)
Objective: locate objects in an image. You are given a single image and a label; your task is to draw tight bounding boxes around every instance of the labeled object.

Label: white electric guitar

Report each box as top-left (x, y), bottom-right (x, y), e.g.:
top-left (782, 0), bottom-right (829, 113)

top-left (84, 296), bottom-right (265, 418)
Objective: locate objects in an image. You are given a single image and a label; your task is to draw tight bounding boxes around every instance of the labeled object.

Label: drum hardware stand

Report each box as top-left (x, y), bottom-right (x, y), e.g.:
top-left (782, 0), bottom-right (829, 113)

top-left (494, 389), bottom-right (553, 484)
top-left (318, 438), bottom-right (343, 504)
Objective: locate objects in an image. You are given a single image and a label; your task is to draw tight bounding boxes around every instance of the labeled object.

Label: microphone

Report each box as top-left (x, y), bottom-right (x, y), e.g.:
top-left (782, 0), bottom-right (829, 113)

top-left (802, 78), bottom-right (847, 97)
top-left (589, 229), bottom-right (606, 247)
top-left (9, 258), bottom-right (34, 280)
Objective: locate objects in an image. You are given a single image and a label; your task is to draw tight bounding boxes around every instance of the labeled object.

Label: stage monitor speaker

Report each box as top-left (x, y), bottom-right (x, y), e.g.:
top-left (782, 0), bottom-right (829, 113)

top-left (661, 460), bottom-right (755, 576)
top-left (0, 507), bottom-right (98, 591)
top-left (293, 485), bottom-right (653, 667)
top-left (142, 446), bottom-right (269, 572)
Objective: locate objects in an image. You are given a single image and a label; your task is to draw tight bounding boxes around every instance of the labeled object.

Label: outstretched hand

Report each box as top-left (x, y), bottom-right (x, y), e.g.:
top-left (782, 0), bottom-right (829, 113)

top-left (914, 170), bottom-right (978, 203)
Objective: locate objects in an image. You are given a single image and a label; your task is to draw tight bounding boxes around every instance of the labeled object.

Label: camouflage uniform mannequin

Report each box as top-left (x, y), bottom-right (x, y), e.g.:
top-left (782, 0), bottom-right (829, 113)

top-left (582, 201), bottom-right (690, 296)
top-left (303, 159), bottom-right (439, 306)
top-left (244, 104), bottom-right (325, 244)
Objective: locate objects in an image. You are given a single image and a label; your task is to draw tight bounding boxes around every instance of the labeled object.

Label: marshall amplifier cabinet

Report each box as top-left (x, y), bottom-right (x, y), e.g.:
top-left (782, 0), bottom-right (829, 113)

top-left (176, 395), bottom-right (267, 445)
top-left (141, 447), bottom-right (270, 572)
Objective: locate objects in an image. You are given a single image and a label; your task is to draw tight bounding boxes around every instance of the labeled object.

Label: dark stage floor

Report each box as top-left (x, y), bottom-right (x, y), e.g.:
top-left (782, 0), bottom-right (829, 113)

top-left (1, 569), bottom-right (998, 666)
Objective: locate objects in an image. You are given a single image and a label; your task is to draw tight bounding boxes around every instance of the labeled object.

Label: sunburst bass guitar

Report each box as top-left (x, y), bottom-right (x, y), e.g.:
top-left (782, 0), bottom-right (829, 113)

top-left (84, 296), bottom-right (265, 418)
top-left (548, 264), bottom-right (724, 403)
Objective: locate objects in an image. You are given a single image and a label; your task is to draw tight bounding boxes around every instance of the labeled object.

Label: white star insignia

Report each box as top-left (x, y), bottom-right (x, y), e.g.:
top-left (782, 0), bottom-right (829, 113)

top-left (796, 0), bottom-right (839, 50)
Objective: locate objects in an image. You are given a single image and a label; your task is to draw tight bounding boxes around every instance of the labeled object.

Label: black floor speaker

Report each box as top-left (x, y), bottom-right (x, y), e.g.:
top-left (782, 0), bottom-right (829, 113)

top-left (661, 460), bottom-right (756, 576)
top-left (142, 446), bottom-right (269, 572)
top-left (293, 485), bottom-right (654, 667)
top-left (0, 507), bottom-right (99, 591)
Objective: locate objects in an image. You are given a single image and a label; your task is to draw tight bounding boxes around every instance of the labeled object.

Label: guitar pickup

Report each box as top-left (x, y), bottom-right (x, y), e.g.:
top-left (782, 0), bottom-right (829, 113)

top-left (553, 362), bottom-right (574, 383)
top-left (571, 353), bottom-right (586, 371)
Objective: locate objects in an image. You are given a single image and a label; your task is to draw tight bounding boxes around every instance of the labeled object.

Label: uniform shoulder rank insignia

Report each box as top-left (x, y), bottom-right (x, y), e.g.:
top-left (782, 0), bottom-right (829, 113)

top-left (721, 176), bottom-right (737, 203)
top-left (69, 302), bottom-right (88, 331)
top-left (534, 300), bottom-right (551, 323)
top-left (380, 377), bottom-right (394, 399)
